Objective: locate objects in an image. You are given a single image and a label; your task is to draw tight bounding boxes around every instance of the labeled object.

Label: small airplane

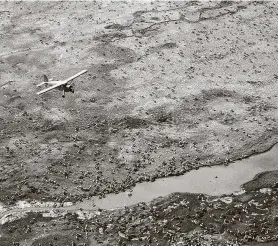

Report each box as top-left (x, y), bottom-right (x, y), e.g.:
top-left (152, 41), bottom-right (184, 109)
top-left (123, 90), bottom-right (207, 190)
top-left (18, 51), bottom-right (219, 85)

top-left (37, 70), bottom-right (87, 97)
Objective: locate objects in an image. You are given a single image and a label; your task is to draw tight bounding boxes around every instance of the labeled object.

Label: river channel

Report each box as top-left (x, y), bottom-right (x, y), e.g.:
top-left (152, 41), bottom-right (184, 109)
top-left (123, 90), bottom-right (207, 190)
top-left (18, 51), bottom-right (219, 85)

top-left (92, 144), bottom-right (278, 209)
top-left (1, 144), bottom-right (278, 218)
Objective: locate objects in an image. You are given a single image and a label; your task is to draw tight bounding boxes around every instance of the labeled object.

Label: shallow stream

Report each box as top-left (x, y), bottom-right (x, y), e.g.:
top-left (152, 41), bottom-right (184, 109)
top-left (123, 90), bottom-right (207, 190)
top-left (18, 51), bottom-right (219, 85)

top-left (1, 144), bottom-right (278, 217)
top-left (91, 144), bottom-right (278, 209)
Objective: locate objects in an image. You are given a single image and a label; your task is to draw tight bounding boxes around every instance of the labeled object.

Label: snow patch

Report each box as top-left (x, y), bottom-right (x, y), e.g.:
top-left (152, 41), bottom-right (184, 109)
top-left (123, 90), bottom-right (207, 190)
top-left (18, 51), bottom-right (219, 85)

top-left (259, 188), bottom-right (272, 195)
top-left (0, 212), bottom-right (28, 225)
top-left (219, 197), bottom-right (233, 204)
top-left (42, 210), bottom-right (61, 218)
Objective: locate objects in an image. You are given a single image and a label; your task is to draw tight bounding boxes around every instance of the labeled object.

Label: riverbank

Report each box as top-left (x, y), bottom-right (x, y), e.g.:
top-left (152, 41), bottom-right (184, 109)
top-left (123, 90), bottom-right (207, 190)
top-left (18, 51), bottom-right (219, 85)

top-left (1, 170), bottom-right (278, 245)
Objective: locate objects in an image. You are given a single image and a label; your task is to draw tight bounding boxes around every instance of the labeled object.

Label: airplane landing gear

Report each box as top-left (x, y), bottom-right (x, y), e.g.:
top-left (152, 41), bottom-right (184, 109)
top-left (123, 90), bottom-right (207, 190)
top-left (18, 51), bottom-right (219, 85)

top-left (69, 86), bottom-right (74, 93)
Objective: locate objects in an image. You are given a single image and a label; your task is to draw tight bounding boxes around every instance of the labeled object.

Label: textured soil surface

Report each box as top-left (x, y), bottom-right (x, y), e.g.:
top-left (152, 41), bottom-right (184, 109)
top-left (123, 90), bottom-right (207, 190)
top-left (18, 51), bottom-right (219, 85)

top-left (1, 1), bottom-right (278, 245)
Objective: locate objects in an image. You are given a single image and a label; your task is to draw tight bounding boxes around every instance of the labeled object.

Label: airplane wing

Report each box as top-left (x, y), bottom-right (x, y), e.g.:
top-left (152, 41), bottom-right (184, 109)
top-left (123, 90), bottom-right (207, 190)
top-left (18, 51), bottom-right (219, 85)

top-left (65, 70), bottom-right (87, 83)
top-left (37, 80), bottom-right (61, 87)
top-left (37, 70), bottom-right (87, 95)
top-left (37, 81), bottom-right (64, 95)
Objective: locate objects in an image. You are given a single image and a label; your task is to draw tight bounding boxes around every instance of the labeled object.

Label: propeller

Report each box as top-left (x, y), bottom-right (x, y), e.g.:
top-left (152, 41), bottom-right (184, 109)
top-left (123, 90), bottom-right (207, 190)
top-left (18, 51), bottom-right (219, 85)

top-left (71, 83), bottom-right (75, 93)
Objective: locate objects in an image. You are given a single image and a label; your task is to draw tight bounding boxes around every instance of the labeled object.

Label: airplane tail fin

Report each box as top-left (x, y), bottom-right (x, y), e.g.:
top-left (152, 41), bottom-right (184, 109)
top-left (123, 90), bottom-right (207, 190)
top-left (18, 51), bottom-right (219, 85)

top-left (43, 75), bottom-right (48, 82)
top-left (37, 75), bottom-right (50, 87)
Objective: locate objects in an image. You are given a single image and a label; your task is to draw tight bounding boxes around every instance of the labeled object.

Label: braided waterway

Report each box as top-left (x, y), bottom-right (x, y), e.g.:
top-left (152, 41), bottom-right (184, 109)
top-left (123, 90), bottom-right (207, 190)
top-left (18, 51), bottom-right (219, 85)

top-left (1, 143), bottom-right (278, 221)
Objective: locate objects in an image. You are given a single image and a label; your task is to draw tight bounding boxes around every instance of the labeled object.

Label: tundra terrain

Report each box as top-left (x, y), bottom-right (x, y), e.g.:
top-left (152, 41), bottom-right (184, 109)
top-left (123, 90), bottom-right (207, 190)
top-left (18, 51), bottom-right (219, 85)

top-left (1, 1), bottom-right (278, 245)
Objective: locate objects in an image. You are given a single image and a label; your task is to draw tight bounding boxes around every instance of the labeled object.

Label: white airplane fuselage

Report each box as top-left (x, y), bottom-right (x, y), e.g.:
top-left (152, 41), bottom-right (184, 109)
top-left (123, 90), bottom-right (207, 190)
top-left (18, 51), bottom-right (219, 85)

top-left (37, 70), bottom-right (87, 97)
top-left (57, 83), bottom-right (74, 92)
top-left (56, 83), bottom-right (74, 97)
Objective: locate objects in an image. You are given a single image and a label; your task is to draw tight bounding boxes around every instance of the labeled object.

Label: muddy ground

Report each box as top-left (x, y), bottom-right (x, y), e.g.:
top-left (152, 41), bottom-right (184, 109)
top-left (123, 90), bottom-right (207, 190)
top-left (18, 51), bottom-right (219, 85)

top-left (1, 0), bottom-right (278, 245)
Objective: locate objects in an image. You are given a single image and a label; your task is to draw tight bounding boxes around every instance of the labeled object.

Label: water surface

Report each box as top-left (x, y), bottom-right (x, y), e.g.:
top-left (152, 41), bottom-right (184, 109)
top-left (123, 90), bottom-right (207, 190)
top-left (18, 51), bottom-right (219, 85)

top-left (92, 144), bottom-right (278, 209)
